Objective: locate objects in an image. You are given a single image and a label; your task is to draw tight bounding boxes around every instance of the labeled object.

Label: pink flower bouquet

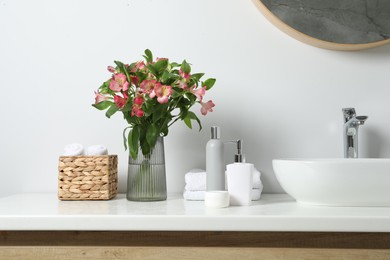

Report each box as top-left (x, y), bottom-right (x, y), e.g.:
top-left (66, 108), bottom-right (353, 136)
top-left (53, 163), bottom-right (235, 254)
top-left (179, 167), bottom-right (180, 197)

top-left (93, 49), bottom-right (216, 159)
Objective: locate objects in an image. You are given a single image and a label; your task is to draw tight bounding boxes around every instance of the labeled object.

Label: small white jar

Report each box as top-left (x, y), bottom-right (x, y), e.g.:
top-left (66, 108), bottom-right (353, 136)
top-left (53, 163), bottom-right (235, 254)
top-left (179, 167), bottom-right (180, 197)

top-left (205, 191), bottom-right (230, 208)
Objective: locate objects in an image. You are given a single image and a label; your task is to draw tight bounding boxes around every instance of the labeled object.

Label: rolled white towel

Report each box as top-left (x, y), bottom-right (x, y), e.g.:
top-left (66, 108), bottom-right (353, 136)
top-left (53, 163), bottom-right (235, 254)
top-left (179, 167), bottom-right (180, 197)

top-left (184, 168), bottom-right (262, 191)
top-left (86, 145), bottom-right (108, 155)
top-left (63, 143), bottom-right (84, 156)
top-left (183, 186), bottom-right (263, 201)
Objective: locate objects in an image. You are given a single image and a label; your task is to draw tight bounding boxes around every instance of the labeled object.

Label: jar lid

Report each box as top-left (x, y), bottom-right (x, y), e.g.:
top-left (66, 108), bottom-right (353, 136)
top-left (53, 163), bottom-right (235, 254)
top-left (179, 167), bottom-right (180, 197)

top-left (205, 191), bottom-right (230, 208)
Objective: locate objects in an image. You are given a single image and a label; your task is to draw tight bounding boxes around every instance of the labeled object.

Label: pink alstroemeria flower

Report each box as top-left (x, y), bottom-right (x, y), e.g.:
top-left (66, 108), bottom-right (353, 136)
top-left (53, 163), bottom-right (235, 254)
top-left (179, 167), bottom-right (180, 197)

top-left (200, 100), bottom-right (215, 115)
top-left (134, 110), bottom-right (144, 117)
top-left (109, 73), bottom-right (129, 92)
top-left (94, 91), bottom-right (109, 104)
top-left (131, 95), bottom-right (144, 118)
top-left (130, 75), bottom-right (139, 85)
top-left (131, 102), bottom-right (144, 117)
top-left (140, 79), bottom-right (158, 95)
top-left (134, 96), bottom-right (143, 105)
top-left (131, 61), bottom-right (146, 72)
top-left (131, 105), bottom-right (144, 117)
top-left (190, 86), bottom-right (206, 101)
top-left (153, 84), bottom-right (172, 104)
top-left (107, 66), bottom-right (116, 73)
top-left (114, 95), bottom-right (127, 109)
top-left (179, 69), bottom-right (190, 81)
top-left (178, 80), bottom-right (188, 91)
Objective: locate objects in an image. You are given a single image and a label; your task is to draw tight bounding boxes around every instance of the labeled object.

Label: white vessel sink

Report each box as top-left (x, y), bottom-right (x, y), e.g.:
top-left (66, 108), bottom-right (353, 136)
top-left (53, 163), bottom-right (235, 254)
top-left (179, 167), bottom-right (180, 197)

top-left (272, 159), bottom-right (390, 206)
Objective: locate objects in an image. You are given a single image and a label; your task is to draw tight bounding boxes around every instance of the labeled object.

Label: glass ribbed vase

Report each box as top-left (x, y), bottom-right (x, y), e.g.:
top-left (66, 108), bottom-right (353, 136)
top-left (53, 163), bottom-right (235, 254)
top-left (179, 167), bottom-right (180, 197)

top-left (126, 136), bottom-right (167, 201)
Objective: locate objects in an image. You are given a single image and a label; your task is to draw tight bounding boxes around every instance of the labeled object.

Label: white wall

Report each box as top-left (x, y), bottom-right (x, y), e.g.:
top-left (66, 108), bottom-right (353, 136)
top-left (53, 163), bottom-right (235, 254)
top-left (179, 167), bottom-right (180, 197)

top-left (1, 0), bottom-right (390, 197)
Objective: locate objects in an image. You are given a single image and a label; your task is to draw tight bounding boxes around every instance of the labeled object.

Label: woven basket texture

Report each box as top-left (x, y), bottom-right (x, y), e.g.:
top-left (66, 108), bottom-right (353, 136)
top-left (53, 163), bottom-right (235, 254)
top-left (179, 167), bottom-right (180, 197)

top-left (58, 155), bottom-right (118, 200)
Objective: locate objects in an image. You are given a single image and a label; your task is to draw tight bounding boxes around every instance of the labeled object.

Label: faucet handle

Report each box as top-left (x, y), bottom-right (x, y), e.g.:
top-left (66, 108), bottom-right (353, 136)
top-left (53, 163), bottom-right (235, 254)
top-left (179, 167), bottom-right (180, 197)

top-left (342, 108), bottom-right (356, 123)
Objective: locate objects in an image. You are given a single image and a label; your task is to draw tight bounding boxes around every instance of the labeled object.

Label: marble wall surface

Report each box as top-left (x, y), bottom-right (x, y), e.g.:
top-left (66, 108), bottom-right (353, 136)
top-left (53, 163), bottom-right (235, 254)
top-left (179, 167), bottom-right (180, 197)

top-left (261, 0), bottom-right (390, 44)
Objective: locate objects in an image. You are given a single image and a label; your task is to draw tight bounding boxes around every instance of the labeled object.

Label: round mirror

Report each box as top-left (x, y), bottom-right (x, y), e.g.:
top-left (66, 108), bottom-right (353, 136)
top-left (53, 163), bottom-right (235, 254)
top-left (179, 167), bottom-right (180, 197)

top-left (252, 0), bottom-right (390, 51)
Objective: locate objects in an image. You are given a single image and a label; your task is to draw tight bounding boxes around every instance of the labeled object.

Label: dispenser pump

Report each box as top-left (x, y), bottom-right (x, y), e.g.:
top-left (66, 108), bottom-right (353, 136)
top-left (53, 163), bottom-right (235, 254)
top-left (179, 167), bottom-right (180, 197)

top-left (234, 140), bottom-right (243, 163)
top-left (226, 139), bottom-right (244, 163)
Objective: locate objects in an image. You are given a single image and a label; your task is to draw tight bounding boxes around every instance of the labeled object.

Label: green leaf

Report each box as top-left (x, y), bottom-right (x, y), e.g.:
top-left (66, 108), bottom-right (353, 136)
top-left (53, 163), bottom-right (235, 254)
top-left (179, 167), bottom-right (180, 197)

top-left (136, 70), bottom-right (148, 83)
top-left (114, 60), bottom-right (125, 73)
top-left (128, 62), bottom-right (136, 72)
top-left (185, 92), bottom-right (196, 103)
top-left (203, 78), bottom-right (216, 90)
top-left (123, 112), bottom-right (137, 125)
top-left (191, 73), bottom-right (204, 81)
top-left (105, 104), bottom-right (118, 118)
top-left (187, 111), bottom-right (202, 131)
top-left (139, 126), bottom-right (148, 155)
top-left (139, 125), bottom-right (147, 142)
top-left (152, 104), bottom-right (167, 123)
top-left (154, 59), bottom-right (168, 74)
top-left (144, 49), bottom-right (153, 63)
top-left (114, 60), bottom-right (131, 82)
top-left (170, 62), bottom-right (180, 68)
top-left (114, 60), bottom-right (124, 68)
top-left (142, 102), bottom-right (153, 117)
top-left (161, 71), bottom-right (170, 83)
top-left (180, 60), bottom-right (191, 74)
top-left (99, 79), bottom-right (112, 94)
top-left (171, 87), bottom-right (183, 98)
top-left (162, 127), bottom-right (169, 136)
top-left (180, 105), bottom-right (189, 119)
top-left (184, 116), bottom-right (192, 129)
top-left (92, 101), bottom-right (113, 110)
top-left (146, 124), bottom-right (158, 148)
top-left (122, 103), bottom-right (132, 112)
top-left (141, 141), bottom-right (150, 156)
top-left (180, 97), bottom-right (191, 106)
top-left (129, 126), bottom-right (140, 160)
top-left (147, 64), bottom-right (159, 77)
top-left (122, 126), bottom-right (131, 150)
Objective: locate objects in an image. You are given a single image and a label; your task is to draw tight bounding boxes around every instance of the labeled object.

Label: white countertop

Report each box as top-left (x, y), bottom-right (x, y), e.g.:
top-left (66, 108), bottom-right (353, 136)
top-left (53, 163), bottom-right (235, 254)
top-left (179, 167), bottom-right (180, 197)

top-left (1, 193), bottom-right (390, 232)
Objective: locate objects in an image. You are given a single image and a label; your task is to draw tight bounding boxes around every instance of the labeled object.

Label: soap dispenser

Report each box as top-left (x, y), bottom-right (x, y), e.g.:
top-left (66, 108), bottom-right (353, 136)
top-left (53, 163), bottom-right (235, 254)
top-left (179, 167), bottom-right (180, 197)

top-left (206, 126), bottom-right (225, 191)
top-left (226, 140), bottom-right (254, 206)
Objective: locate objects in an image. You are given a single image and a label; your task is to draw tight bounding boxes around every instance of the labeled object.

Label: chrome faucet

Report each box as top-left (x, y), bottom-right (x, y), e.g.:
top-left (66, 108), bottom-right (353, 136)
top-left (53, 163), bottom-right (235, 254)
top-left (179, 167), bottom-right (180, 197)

top-left (342, 108), bottom-right (368, 158)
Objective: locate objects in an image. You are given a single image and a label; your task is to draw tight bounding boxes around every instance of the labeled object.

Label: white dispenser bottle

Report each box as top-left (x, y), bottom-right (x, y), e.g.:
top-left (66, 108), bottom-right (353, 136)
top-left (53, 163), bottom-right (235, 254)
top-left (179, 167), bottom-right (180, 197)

top-left (226, 140), bottom-right (253, 206)
top-left (206, 126), bottom-right (225, 191)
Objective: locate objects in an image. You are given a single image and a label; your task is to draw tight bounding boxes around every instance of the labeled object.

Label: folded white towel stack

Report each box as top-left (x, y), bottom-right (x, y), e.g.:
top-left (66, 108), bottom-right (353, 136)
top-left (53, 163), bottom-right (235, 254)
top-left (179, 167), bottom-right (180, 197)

top-left (183, 168), bottom-right (263, 201)
top-left (184, 169), bottom-right (262, 191)
top-left (63, 143), bottom-right (84, 156)
top-left (86, 145), bottom-right (108, 155)
top-left (184, 169), bottom-right (207, 191)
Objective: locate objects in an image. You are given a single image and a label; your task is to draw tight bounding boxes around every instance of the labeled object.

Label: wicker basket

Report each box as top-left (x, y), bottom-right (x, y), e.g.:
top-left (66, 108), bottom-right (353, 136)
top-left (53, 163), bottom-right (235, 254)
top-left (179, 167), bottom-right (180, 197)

top-left (58, 155), bottom-right (118, 200)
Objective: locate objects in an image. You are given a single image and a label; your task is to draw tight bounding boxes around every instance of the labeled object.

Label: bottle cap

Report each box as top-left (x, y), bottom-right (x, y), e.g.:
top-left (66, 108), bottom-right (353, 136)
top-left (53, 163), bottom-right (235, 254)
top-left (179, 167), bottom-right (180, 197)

top-left (205, 191), bottom-right (230, 208)
top-left (210, 126), bottom-right (220, 139)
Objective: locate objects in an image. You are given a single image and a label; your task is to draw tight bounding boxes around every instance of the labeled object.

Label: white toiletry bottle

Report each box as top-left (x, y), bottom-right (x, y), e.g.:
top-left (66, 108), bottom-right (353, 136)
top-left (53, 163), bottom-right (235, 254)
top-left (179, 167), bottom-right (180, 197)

top-left (206, 126), bottom-right (225, 191)
top-left (226, 140), bottom-right (254, 206)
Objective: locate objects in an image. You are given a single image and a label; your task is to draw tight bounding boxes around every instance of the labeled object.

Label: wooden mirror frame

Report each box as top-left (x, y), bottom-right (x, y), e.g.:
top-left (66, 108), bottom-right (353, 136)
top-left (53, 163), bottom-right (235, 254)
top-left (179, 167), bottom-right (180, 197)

top-left (252, 0), bottom-right (390, 51)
